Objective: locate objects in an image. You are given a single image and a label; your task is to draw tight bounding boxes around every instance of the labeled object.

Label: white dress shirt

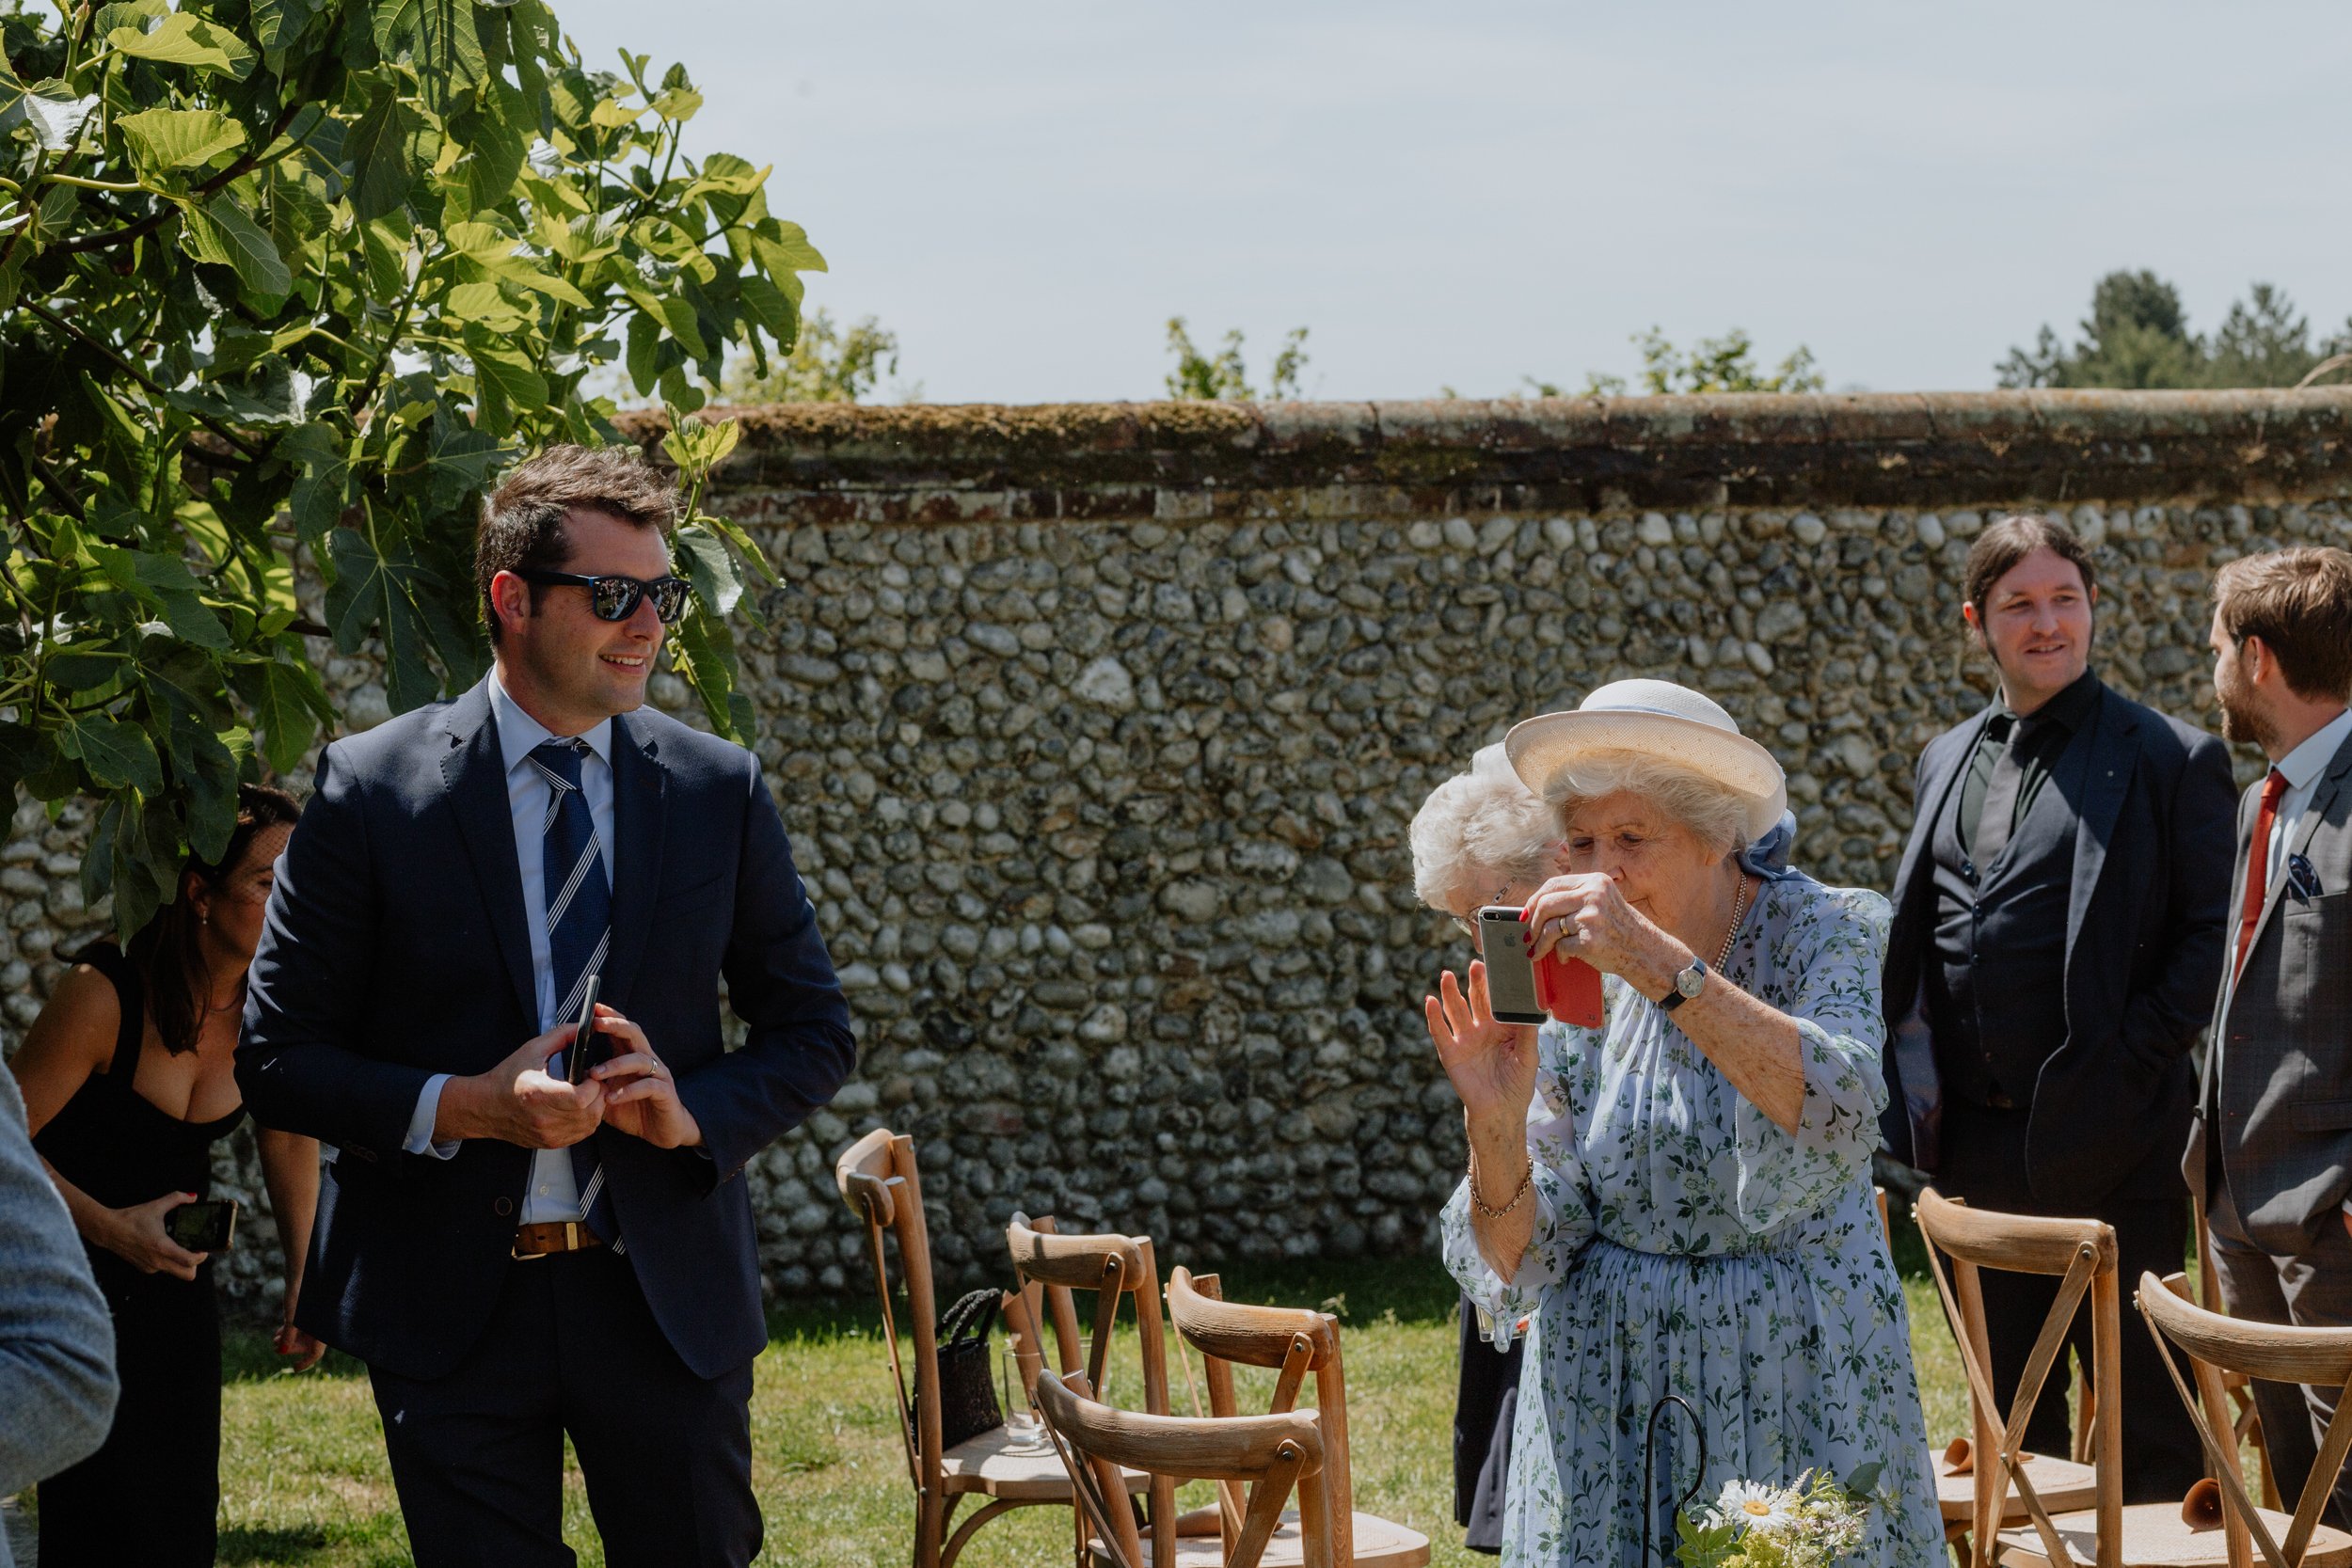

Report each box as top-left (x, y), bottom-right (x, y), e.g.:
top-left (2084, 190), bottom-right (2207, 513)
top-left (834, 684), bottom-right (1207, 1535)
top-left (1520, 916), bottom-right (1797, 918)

top-left (2222, 705), bottom-right (2352, 1024)
top-left (2262, 705), bottom-right (2352, 890)
top-left (402, 672), bottom-right (616, 1225)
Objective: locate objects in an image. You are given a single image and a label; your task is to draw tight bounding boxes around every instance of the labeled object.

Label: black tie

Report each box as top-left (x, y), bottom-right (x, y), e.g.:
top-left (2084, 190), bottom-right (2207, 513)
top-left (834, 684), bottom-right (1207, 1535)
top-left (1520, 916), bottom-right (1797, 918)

top-left (1974, 715), bottom-right (2026, 866)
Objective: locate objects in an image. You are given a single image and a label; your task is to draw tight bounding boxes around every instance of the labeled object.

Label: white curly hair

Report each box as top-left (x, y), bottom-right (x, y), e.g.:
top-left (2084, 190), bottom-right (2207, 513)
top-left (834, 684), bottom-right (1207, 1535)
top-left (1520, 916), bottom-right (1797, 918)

top-left (1409, 744), bottom-right (1560, 911)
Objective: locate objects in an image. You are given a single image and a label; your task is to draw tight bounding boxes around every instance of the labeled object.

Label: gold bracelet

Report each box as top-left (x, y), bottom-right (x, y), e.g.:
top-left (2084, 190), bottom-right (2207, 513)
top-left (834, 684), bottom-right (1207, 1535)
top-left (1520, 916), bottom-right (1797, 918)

top-left (1467, 1153), bottom-right (1534, 1219)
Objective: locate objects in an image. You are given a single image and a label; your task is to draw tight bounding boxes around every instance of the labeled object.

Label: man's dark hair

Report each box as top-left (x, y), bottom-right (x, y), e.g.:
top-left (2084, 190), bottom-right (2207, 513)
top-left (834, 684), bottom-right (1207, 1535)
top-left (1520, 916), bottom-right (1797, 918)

top-left (476, 445), bottom-right (679, 643)
top-left (2214, 546), bottom-right (2352, 701)
top-left (1963, 514), bottom-right (2099, 621)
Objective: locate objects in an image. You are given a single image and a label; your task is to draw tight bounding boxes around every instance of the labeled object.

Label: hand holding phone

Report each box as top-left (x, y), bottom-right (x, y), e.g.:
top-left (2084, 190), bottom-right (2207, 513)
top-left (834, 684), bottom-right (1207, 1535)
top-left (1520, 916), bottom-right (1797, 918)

top-left (1475, 906), bottom-right (1605, 1028)
top-left (563, 974), bottom-right (603, 1085)
top-left (165, 1196), bottom-right (238, 1254)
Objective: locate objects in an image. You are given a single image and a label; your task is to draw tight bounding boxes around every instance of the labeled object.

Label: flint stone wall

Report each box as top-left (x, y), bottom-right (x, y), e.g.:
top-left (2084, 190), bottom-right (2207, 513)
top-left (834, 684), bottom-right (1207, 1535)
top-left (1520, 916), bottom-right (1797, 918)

top-left (8, 388), bottom-right (2352, 1317)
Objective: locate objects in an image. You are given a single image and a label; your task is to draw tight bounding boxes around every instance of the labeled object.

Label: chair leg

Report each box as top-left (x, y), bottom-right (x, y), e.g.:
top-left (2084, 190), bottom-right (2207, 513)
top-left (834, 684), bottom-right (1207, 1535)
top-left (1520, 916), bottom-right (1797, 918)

top-left (915, 1491), bottom-right (947, 1568)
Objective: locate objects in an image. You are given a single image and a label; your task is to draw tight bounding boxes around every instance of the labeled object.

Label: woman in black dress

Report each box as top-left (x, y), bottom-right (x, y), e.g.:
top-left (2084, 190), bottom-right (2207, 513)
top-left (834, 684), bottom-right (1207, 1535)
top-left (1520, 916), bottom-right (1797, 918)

top-left (1407, 746), bottom-right (1564, 1552)
top-left (15, 783), bottom-right (322, 1566)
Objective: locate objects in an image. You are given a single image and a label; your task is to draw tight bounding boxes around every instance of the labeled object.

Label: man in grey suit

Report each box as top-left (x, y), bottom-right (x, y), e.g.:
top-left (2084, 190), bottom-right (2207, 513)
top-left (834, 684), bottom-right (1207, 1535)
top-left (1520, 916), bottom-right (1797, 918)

top-left (2193, 544), bottom-right (2352, 1524)
top-left (0, 1063), bottom-right (118, 1568)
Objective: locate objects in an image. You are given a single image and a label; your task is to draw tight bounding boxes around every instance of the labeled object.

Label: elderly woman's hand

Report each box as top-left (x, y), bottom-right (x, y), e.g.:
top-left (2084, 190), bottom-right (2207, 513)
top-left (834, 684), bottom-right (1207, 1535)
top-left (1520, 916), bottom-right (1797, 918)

top-left (1425, 961), bottom-right (1540, 1136)
top-left (1522, 872), bottom-right (1685, 994)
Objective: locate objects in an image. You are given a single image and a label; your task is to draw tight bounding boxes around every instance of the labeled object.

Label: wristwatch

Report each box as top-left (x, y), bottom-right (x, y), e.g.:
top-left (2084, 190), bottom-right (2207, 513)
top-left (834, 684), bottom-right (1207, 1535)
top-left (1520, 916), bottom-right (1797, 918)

top-left (1658, 958), bottom-right (1708, 1013)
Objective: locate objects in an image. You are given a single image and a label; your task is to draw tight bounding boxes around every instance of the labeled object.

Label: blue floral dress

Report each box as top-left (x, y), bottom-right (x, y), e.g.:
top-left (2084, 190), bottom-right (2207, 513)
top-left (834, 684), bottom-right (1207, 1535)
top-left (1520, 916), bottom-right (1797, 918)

top-left (1441, 872), bottom-right (1941, 1566)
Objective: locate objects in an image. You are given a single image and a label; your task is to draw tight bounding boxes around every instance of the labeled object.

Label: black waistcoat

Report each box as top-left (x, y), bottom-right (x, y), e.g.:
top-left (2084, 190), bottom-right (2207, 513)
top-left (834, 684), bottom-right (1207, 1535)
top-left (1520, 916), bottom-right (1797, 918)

top-left (1924, 720), bottom-right (2095, 1107)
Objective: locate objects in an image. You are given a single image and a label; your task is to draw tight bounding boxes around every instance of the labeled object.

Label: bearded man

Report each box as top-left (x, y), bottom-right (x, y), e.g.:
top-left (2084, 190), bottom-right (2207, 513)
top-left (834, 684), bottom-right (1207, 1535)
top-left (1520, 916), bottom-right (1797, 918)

top-left (2191, 544), bottom-right (2352, 1527)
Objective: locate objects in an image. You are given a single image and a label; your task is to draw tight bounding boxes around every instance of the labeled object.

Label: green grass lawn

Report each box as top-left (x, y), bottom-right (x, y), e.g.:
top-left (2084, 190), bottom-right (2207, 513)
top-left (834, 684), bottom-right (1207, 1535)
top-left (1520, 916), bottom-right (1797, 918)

top-left (4, 1217), bottom-right (2050, 1567)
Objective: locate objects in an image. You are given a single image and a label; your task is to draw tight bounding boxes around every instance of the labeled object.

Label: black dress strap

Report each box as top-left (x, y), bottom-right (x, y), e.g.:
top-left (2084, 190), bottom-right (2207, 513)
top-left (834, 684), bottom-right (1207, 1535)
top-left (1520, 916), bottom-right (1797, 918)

top-left (64, 941), bottom-right (145, 1082)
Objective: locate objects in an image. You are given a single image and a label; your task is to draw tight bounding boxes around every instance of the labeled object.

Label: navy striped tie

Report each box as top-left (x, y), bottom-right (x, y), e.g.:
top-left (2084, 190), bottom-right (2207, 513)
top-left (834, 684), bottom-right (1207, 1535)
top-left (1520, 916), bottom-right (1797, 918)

top-left (530, 738), bottom-right (617, 1244)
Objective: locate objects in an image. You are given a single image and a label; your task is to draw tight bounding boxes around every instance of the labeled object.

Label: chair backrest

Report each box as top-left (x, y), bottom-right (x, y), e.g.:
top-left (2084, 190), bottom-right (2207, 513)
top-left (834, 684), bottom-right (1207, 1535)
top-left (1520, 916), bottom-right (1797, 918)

top-left (1006, 1212), bottom-right (1176, 1566)
top-left (2139, 1270), bottom-right (2352, 1568)
top-left (1915, 1187), bottom-right (2123, 1568)
top-left (1035, 1369), bottom-right (1334, 1568)
top-left (1005, 1213), bottom-right (1172, 1413)
top-left (835, 1128), bottom-right (946, 1495)
top-left (1167, 1268), bottom-right (1357, 1568)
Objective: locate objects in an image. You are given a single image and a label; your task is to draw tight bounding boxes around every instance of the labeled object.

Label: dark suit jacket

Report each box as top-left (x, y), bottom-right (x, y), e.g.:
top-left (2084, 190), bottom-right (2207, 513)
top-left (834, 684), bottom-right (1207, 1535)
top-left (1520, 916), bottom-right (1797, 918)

top-left (237, 680), bottom-right (856, 1382)
top-left (2191, 722), bottom-right (2352, 1255)
top-left (1880, 681), bottom-right (2236, 1208)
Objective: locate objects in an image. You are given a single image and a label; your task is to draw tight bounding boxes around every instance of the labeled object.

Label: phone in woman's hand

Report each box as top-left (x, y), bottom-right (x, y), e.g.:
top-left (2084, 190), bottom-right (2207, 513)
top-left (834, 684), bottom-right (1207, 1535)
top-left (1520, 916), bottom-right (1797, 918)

top-left (1477, 907), bottom-right (1604, 1028)
top-left (166, 1197), bottom-right (237, 1253)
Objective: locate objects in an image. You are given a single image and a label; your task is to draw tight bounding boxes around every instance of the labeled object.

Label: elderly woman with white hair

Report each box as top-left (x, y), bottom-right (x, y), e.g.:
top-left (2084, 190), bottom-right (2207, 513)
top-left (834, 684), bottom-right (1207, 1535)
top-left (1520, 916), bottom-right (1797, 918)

top-left (1408, 743), bottom-right (1567, 1555)
top-left (1427, 680), bottom-right (1938, 1566)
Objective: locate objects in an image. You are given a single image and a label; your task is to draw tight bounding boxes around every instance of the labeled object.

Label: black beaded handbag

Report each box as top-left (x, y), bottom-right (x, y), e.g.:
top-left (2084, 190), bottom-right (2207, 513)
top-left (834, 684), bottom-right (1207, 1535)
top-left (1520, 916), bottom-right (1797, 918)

top-left (922, 1289), bottom-right (1005, 1451)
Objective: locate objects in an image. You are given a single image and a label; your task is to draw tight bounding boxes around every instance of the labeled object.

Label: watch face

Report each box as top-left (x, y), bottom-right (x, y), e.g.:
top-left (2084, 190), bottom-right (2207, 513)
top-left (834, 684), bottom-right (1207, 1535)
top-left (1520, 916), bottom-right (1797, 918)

top-left (1676, 962), bottom-right (1706, 999)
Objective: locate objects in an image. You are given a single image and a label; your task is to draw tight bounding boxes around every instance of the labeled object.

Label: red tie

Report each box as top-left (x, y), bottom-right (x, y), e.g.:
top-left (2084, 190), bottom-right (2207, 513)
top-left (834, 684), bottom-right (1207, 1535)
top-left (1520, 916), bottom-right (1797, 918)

top-left (2234, 768), bottom-right (2289, 981)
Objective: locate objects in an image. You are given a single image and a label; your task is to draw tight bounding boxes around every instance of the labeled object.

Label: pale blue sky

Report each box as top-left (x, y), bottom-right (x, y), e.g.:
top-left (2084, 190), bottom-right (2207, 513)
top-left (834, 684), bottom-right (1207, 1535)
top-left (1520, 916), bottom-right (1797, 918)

top-left (552, 1), bottom-right (2352, 404)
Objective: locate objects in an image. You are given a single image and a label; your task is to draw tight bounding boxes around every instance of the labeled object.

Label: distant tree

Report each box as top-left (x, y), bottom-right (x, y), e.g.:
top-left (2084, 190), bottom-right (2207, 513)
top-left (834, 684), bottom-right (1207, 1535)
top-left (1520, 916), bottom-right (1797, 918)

top-left (1563, 326), bottom-right (1824, 397)
top-left (2210, 284), bottom-right (2328, 388)
top-left (1998, 271), bottom-right (2352, 388)
top-left (1998, 270), bottom-right (2204, 388)
top-left (1164, 317), bottom-right (1308, 401)
top-left (722, 309), bottom-right (910, 404)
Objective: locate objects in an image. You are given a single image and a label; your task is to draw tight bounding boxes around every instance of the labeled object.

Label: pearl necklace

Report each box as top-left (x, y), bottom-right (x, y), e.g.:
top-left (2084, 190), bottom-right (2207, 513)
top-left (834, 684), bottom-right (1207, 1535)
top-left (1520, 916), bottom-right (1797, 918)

top-left (1716, 873), bottom-right (1751, 972)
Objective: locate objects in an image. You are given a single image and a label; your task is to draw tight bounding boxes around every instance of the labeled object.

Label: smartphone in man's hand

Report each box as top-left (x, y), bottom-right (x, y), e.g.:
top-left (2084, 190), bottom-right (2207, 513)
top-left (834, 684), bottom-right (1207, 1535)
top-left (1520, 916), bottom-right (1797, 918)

top-left (563, 975), bottom-right (603, 1086)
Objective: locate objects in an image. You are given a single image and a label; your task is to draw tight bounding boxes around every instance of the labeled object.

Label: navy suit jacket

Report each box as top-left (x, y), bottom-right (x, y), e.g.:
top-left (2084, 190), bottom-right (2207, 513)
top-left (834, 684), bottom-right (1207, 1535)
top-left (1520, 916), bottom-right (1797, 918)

top-left (237, 679), bottom-right (856, 1381)
top-left (1879, 680), bottom-right (2235, 1207)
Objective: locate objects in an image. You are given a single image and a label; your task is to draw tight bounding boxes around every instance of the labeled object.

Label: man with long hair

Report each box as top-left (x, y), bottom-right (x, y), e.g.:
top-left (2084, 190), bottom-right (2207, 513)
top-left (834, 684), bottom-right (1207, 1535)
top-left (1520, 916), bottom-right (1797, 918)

top-left (1879, 514), bottom-right (2234, 1500)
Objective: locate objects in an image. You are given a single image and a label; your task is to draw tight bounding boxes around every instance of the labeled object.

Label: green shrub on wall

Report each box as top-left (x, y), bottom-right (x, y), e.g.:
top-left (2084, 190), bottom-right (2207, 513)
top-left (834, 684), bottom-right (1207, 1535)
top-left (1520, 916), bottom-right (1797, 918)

top-left (0, 0), bottom-right (809, 939)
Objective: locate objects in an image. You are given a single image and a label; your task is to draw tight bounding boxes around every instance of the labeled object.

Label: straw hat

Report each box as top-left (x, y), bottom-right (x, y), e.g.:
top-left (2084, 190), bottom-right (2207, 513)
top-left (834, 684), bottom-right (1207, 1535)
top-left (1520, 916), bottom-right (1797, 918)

top-left (1502, 679), bottom-right (1788, 843)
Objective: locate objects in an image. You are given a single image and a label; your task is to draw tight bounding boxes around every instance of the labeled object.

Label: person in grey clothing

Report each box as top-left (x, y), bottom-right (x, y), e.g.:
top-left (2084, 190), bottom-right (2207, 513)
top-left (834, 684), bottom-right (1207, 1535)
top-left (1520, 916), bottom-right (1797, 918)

top-left (0, 1061), bottom-right (117, 1568)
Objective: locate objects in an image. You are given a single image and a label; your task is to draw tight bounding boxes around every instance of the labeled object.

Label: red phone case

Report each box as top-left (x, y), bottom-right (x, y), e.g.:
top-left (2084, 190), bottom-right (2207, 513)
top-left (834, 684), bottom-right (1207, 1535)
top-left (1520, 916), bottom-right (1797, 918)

top-left (1534, 953), bottom-right (1605, 1027)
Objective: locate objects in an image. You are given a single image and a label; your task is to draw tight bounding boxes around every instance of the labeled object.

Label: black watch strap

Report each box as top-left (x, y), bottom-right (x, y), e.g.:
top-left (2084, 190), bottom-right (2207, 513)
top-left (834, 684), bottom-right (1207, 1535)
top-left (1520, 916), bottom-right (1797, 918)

top-left (1658, 958), bottom-right (1706, 1013)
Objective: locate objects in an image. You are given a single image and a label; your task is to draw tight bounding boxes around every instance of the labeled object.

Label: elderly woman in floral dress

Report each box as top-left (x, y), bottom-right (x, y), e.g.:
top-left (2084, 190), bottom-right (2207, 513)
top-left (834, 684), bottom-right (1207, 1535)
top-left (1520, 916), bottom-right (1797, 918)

top-left (1427, 680), bottom-right (1940, 1566)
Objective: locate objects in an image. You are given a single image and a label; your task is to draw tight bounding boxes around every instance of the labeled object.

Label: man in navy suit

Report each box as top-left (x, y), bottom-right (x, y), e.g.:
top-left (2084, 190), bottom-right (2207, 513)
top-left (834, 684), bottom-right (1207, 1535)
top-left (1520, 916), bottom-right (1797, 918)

top-left (238, 445), bottom-right (855, 1567)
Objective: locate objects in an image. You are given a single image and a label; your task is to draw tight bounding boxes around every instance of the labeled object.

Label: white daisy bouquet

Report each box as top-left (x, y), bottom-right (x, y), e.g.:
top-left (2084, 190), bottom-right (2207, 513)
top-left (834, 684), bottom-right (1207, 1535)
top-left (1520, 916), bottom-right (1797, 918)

top-left (1673, 1465), bottom-right (1876, 1568)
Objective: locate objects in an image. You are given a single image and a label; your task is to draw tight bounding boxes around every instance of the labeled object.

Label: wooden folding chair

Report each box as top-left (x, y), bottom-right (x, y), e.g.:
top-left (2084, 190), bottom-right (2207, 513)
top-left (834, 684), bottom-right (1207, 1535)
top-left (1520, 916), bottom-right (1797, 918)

top-left (1160, 1269), bottom-right (1430, 1568)
top-left (836, 1132), bottom-right (1145, 1568)
top-left (1914, 1189), bottom-right (2109, 1566)
top-left (2137, 1270), bottom-right (2352, 1568)
top-left (1036, 1369), bottom-right (1337, 1568)
top-left (1006, 1213), bottom-right (1180, 1568)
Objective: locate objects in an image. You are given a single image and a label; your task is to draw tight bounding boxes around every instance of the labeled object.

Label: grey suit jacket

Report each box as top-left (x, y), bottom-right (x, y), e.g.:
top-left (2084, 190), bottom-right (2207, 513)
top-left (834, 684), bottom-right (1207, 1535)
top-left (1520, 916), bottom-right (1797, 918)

top-left (2193, 722), bottom-right (2352, 1255)
top-left (0, 1063), bottom-right (117, 1565)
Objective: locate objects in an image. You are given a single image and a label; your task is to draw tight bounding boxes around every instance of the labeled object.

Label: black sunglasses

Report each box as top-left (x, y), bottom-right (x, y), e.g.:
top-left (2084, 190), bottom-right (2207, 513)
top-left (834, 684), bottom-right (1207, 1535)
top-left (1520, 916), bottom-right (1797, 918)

top-left (515, 568), bottom-right (692, 624)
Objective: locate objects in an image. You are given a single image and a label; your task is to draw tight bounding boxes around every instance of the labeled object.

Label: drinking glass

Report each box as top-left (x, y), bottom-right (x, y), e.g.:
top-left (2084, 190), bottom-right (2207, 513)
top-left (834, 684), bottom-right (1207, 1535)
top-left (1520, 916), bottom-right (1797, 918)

top-left (1000, 1333), bottom-right (1046, 1449)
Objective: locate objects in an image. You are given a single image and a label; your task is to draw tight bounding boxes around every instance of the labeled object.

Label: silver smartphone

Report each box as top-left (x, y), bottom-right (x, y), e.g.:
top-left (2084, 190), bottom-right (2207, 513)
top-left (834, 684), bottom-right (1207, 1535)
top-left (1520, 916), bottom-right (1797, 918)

top-left (1475, 906), bottom-right (1547, 1025)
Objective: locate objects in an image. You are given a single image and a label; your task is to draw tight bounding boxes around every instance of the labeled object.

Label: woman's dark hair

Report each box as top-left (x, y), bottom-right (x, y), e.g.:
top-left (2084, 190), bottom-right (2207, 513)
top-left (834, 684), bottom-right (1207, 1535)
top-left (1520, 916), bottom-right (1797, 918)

top-left (126, 783), bottom-right (300, 1055)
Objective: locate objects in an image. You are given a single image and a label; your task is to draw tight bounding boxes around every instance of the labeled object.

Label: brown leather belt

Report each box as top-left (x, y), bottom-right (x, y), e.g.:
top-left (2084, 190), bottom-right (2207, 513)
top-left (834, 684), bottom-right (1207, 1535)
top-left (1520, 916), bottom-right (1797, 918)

top-left (512, 1221), bottom-right (603, 1259)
